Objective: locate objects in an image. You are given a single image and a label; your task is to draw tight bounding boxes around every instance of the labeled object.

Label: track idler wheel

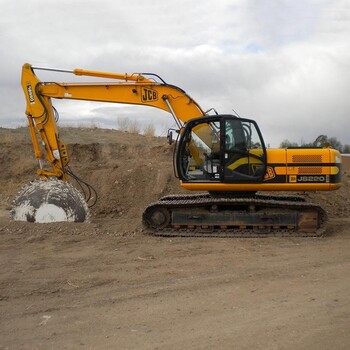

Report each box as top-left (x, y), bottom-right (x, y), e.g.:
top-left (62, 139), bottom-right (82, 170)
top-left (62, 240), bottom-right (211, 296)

top-left (11, 179), bottom-right (89, 223)
top-left (143, 207), bottom-right (170, 229)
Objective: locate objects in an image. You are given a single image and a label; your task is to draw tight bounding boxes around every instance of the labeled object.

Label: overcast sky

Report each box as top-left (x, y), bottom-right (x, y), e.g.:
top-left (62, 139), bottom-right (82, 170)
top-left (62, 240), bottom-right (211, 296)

top-left (1, 0), bottom-right (349, 146)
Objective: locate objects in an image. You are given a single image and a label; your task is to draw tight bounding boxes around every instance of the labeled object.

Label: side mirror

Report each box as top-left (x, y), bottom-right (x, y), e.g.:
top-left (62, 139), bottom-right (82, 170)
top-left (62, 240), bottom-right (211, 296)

top-left (167, 130), bottom-right (173, 145)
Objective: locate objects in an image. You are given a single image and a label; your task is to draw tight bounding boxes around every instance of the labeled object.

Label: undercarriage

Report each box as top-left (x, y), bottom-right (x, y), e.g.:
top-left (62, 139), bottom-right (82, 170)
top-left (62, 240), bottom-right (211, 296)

top-left (143, 193), bottom-right (327, 237)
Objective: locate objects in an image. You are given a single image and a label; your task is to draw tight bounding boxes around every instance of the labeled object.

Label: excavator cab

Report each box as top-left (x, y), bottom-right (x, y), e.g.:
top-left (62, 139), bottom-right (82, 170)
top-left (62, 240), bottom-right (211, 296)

top-left (176, 115), bottom-right (267, 184)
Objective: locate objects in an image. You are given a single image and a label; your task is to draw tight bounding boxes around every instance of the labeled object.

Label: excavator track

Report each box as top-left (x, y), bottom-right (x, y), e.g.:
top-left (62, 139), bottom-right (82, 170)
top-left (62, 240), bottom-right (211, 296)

top-left (143, 193), bottom-right (327, 238)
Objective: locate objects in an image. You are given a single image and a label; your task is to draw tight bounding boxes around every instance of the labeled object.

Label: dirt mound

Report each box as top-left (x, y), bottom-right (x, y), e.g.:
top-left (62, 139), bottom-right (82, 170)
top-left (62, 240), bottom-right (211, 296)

top-left (0, 127), bottom-right (349, 234)
top-left (0, 127), bottom-right (187, 234)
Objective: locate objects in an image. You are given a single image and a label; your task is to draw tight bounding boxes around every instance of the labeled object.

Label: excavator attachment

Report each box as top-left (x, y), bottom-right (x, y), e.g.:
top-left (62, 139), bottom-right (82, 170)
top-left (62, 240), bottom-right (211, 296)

top-left (11, 179), bottom-right (89, 223)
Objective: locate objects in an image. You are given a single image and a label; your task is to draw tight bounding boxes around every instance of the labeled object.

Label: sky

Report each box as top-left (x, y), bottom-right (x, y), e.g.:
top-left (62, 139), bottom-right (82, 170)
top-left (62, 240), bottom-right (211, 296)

top-left (1, 0), bottom-right (349, 147)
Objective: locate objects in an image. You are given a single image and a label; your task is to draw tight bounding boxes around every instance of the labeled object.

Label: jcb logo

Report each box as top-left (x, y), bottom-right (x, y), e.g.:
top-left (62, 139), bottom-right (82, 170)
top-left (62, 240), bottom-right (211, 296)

top-left (142, 88), bottom-right (158, 102)
top-left (264, 166), bottom-right (276, 181)
top-left (289, 175), bottom-right (297, 183)
top-left (26, 83), bottom-right (35, 104)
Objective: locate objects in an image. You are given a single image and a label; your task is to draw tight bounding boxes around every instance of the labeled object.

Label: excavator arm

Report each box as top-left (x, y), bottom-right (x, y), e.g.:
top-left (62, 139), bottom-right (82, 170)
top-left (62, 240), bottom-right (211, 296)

top-left (22, 63), bottom-right (206, 180)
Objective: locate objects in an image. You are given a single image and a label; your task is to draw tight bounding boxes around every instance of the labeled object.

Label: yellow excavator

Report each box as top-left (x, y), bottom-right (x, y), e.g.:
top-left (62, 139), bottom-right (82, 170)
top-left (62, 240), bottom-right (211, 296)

top-left (13, 63), bottom-right (342, 237)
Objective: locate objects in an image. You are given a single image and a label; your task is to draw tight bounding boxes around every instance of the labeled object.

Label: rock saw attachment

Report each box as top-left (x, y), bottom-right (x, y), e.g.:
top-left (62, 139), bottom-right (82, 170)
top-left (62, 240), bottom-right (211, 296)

top-left (11, 179), bottom-right (90, 223)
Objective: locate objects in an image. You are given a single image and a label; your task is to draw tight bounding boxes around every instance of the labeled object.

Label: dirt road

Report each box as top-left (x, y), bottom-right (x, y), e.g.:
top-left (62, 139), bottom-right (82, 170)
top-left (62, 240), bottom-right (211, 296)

top-left (0, 127), bottom-right (349, 349)
top-left (1, 216), bottom-right (350, 350)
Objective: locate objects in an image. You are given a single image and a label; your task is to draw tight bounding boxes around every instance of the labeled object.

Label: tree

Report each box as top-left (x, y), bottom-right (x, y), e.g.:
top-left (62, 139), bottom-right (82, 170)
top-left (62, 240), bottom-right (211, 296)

top-left (311, 135), bottom-right (343, 152)
top-left (327, 137), bottom-right (343, 152)
top-left (312, 135), bottom-right (328, 147)
top-left (342, 144), bottom-right (350, 153)
top-left (280, 139), bottom-right (299, 148)
top-left (280, 135), bottom-right (345, 152)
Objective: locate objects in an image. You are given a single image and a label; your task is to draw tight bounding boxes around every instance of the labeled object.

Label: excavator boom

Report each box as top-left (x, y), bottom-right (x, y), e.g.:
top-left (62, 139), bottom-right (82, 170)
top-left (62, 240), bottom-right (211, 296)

top-left (21, 63), bottom-right (206, 179)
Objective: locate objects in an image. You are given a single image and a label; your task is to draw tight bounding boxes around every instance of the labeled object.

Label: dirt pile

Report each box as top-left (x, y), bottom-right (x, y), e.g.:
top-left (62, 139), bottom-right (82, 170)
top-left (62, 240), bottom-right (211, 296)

top-left (0, 127), bottom-right (187, 233)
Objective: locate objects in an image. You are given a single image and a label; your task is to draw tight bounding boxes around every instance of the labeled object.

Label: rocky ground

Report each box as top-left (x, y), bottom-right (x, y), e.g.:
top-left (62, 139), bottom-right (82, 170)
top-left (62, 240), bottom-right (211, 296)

top-left (0, 127), bottom-right (349, 349)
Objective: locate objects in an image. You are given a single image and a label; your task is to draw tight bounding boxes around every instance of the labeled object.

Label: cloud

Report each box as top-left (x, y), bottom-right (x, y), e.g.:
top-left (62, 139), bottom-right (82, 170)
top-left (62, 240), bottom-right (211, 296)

top-left (1, 0), bottom-right (349, 147)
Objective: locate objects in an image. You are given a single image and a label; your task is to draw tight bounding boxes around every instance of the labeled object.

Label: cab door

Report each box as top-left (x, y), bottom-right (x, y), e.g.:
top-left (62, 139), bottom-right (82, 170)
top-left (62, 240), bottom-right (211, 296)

top-left (176, 116), bottom-right (222, 182)
top-left (223, 117), bottom-right (267, 183)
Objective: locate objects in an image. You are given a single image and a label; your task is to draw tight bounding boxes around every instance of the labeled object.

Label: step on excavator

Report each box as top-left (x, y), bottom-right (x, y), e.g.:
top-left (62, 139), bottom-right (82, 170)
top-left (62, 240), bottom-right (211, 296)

top-left (13, 63), bottom-right (342, 237)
